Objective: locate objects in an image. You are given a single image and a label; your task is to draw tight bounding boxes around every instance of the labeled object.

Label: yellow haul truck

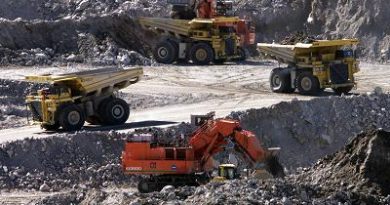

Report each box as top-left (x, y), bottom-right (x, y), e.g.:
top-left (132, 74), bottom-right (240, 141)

top-left (257, 39), bottom-right (359, 95)
top-left (25, 67), bottom-right (143, 131)
top-left (139, 17), bottom-right (255, 65)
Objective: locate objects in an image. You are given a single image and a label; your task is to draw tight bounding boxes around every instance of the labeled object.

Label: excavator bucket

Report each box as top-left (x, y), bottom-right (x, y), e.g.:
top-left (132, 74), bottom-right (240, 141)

top-left (252, 154), bottom-right (284, 179)
top-left (264, 148), bottom-right (285, 178)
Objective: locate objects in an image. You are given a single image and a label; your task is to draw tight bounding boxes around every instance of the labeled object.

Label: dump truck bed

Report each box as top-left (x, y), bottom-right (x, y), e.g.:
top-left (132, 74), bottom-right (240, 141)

top-left (139, 17), bottom-right (243, 37)
top-left (25, 67), bottom-right (143, 96)
top-left (257, 39), bottom-right (359, 65)
top-left (139, 17), bottom-right (191, 36)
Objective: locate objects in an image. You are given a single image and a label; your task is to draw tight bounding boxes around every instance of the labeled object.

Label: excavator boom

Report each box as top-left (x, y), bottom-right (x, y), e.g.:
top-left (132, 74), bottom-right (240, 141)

top-left (188, 119), bottom-right (271, 170)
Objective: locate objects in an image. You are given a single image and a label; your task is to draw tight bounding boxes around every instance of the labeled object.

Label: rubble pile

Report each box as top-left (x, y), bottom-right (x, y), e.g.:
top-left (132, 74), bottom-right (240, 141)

top-left (295, 130), bottom-right (390, 197)
top-left (0, 131), bottom-right (134, 191)
top-left (230, 91), bottom-right (390, 168)
top-left (280, 31), bottom-right (320, 45)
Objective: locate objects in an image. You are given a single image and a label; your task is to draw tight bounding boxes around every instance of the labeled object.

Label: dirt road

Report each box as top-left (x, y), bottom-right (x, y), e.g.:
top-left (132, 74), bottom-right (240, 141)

top-left (0, 61), bottom-right (389, 143)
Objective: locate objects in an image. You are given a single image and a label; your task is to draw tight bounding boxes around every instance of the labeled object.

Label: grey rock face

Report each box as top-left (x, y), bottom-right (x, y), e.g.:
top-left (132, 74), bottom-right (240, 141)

top-left (230, 93), bottom-right (390, 168)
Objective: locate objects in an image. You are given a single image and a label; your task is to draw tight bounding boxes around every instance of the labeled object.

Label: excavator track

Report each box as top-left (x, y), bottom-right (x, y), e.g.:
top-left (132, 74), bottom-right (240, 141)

top-left (138, 174), bottom-right (209, 193)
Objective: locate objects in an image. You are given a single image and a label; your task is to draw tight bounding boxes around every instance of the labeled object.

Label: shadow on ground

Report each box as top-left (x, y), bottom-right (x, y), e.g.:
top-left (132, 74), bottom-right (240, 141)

top-left (38, 120), bottom-right (178, 135)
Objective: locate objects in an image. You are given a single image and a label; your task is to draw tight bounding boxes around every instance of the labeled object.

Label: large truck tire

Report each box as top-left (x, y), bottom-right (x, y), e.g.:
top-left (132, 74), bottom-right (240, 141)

top-left (269, 68), bottom-right (295, 93)
top-left (332, 86), bottom-right (353, 95)
top-left (190, 43), bottom-right (214, 65)
top-left (153, 40), bottom-right (177, 64)
top-left (58, 104), bottom-right (85, 131)
top-left (101, 98), bottom-right (130, 125)
top-left (296, 72), bottom-right (321, 95)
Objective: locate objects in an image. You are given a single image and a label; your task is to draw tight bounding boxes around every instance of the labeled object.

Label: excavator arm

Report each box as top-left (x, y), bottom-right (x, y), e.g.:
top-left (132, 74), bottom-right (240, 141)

top-left (231, 129), bottom-right (284, 177)
top-left (189, 115), bottom-right (284, 177)
top-left (231, 129), bottom-right (268, 165)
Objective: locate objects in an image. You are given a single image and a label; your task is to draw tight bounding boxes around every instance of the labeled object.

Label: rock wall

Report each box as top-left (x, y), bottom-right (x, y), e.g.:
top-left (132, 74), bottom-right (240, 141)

top-left (296, 130), bottom-right (390, 196)
top-left (307, 0), bottom-right (390, 61)
top-left (234, 0), bottom-right (390, 61)
top-left (231, 92), bottom-right (390, 168)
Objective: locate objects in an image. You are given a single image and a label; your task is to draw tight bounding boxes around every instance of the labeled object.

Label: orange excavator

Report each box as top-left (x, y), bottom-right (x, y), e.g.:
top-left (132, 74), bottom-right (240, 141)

top-left (121, 112), bottom-right (284, 192)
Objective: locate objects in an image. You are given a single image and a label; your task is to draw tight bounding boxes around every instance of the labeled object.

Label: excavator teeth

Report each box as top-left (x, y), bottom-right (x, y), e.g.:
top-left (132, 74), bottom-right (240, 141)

top-left (267, 147), bottom-right (281, 156)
